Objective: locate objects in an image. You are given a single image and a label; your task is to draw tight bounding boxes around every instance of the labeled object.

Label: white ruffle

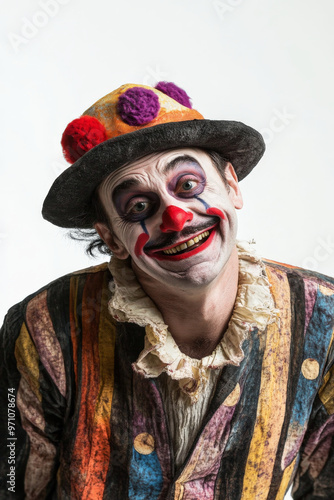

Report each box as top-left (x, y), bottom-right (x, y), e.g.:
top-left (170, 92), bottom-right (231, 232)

top-left (108, 240), bottom-right (277, 403)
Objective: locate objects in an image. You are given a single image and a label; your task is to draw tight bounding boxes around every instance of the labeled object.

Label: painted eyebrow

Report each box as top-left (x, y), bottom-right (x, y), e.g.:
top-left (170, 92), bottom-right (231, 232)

top-left (162, 155), bottom-right (201, 175)
top-left (112, 155), bottom-right (201, 197)
top-left (112, 178), bottom-right (141, 198)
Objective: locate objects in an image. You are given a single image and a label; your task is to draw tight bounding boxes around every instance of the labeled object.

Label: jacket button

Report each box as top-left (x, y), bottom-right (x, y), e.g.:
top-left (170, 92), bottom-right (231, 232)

top-left (134, 432), bottom-right (155, 455)
top-left (301, 358), bottom-right (319, 380)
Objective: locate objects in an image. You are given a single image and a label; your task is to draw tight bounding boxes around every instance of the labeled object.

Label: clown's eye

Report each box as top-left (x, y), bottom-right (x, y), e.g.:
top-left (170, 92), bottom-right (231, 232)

top-left (132, 201), bottom-right (148, 213)
top-left (126, 198), bottom-right (151, 217)
top-left (174, 175), bottom-right (205, 198)
top-left (182, 180), bottom-right (196, 191)
top-left (122, 194), bottom-right (159, 222)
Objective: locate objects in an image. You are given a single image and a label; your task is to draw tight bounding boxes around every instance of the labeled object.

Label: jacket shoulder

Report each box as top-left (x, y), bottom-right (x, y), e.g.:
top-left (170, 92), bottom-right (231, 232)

top-left (263, 258), bottom-right (334, 292)
top-left (24, 262), bottom-right (110, 302)
top-left (2, 263), bottom-right (111, 334)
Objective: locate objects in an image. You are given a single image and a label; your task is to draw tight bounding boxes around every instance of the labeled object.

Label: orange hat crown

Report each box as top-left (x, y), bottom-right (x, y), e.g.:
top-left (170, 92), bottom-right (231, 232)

top-left (61, 82), bottom-right (203, 164)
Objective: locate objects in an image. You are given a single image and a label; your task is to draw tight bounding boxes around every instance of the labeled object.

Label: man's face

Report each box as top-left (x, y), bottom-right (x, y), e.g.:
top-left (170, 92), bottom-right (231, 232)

top-left (96, 148), bottom-right (243, 289)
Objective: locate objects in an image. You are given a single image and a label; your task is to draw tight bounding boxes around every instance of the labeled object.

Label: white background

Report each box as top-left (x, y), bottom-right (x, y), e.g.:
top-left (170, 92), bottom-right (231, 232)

top-left (1, 3), bottom-right (334, 495)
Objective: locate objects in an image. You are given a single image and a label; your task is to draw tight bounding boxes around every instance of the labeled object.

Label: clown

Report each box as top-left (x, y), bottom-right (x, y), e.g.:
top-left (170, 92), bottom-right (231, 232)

top-left (1, 81), bottom-right (334, 499)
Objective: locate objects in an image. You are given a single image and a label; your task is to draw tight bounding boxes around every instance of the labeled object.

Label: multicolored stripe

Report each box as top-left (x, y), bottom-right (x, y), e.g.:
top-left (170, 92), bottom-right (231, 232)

top-left (1, 260), bottom-right (334, 499)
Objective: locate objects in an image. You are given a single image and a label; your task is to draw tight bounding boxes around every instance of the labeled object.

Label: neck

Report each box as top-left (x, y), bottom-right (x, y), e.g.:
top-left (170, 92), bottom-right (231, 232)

top-left (133, 246), bottom-right (239, 359)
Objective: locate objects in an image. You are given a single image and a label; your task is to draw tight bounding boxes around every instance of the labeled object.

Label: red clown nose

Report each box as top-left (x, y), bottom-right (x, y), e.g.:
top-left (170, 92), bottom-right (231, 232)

top-left (160, 206), bottom-right (193, 232)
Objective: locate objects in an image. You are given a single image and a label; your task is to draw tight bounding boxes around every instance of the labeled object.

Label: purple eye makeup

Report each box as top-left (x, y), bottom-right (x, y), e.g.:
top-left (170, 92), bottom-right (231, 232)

top-left (112, 157), bottom-right (207, 224)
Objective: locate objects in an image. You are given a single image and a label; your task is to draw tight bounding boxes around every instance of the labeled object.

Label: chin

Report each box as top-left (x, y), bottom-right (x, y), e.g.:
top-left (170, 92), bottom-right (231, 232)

top-left (174, 258), bottom-right (231, 289)
top-left (150, 250), bottom-right (233, 291)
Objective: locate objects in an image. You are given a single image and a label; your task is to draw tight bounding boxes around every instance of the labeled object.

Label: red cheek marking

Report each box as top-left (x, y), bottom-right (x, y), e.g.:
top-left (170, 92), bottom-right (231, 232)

top-left (135, 233), bottom-right (149, 257)
top-left (206, 207), bottom-right (225, 219)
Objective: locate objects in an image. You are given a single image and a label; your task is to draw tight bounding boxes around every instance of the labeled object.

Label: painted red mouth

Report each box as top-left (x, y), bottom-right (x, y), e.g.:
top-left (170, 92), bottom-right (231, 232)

top-left (147, 224), bottom-right (218, 261)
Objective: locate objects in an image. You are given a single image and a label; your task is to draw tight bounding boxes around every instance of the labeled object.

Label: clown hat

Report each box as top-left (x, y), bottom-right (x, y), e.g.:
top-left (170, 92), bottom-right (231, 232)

top-left (42, 81), bottom-right (265, 228)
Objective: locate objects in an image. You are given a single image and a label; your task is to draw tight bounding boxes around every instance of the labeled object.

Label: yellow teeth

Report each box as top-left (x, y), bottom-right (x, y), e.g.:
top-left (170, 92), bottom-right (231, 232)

top-left (163, 230), bottom-right (210, 255)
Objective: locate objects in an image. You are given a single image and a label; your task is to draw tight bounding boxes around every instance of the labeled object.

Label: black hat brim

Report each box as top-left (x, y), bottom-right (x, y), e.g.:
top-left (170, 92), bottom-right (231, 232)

top-left (42, 119), bottom-right (265, 229)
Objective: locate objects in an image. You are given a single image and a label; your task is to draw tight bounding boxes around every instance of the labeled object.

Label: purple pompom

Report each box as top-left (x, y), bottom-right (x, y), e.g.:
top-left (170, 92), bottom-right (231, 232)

top-left (155, 82), bottom-right (192, 109)
top-left (117, 87), bottom-right (160, 126)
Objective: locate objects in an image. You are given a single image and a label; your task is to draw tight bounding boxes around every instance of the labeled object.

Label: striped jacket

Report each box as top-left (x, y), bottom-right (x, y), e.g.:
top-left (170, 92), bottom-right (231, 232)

top-left (1, 260), bottom-right (334, 499)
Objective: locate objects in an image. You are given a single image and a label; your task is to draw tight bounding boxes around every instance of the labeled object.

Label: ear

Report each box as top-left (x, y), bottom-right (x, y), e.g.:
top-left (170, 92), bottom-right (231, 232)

top-left (224, 163), bottom-right (243, 209)
top-left (94, 222), bottom-right (129, 259)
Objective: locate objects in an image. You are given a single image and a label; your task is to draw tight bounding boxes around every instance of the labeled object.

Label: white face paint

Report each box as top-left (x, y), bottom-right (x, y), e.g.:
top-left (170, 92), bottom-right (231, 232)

top-left (97, 148), bottom-right (243, 289)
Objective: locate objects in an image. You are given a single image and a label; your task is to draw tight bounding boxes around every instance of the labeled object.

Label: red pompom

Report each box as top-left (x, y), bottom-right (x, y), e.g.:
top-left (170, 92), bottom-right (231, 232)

top-left (61, 115), bottom-right (107, 164)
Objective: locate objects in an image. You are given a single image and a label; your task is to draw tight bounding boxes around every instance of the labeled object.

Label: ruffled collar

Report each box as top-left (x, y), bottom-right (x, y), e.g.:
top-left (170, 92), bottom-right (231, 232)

top-left (108, 240), bottom-right (277, 403)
